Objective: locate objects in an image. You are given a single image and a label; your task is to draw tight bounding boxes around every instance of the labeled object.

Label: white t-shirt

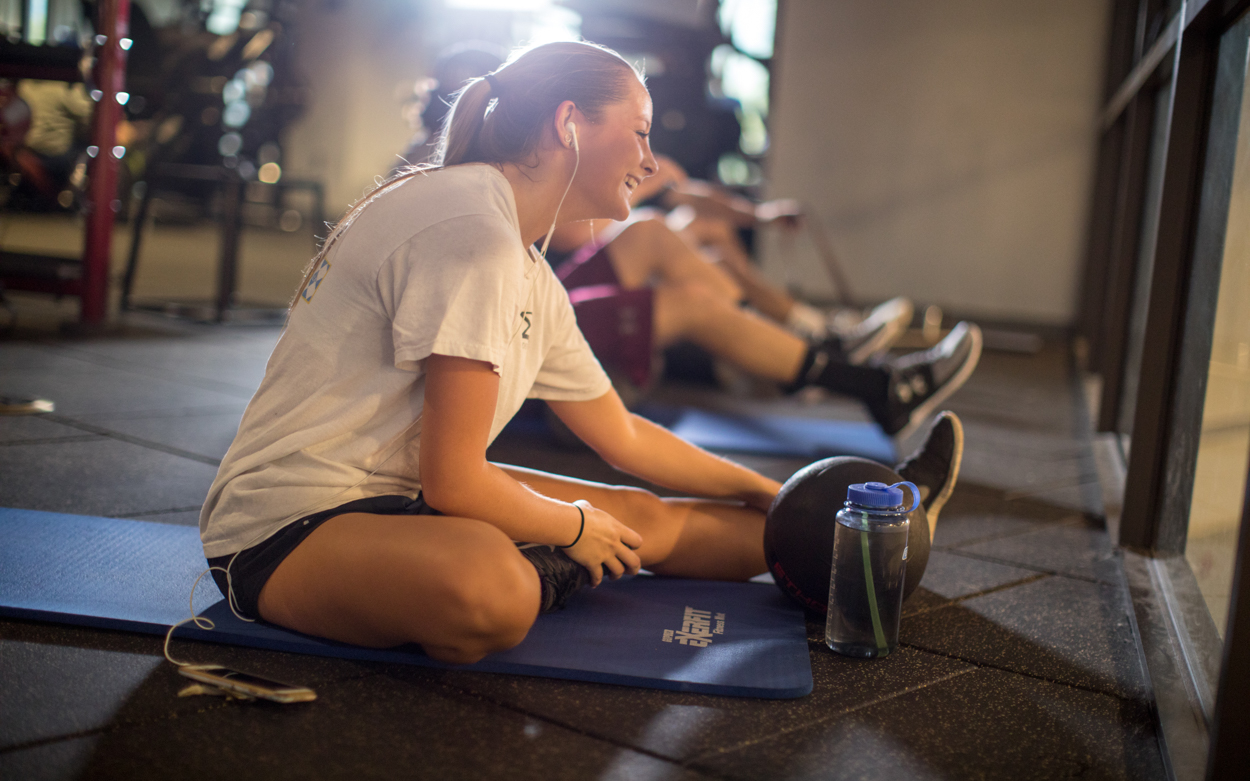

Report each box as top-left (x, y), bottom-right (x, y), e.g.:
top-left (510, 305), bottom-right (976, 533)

top-left (200, 164), bottom-right (612, 558)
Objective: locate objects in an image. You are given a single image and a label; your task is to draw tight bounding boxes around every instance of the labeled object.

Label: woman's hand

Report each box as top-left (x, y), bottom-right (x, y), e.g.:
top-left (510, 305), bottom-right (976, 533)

top-left (563, 500), bottom-right (643, 586)
top-left (630, 154), bottom-right (688, 207)
top-left (550, 393), bottom-right (784, 517)
top-left (754, 198), bottom-right (803, 227)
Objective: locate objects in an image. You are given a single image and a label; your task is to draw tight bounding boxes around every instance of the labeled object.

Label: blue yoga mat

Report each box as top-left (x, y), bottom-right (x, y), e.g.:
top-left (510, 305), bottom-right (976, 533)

top-left (641, 405), bottom-right (896, 463)
top-left (0, 508), bottom-right (812, 698)
top-left (504, 401), bottom-right (896, 463)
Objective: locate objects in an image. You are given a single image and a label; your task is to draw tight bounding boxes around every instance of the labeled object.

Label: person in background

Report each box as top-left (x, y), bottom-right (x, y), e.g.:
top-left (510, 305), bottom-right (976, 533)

top-left (393, 42), bottom-right (506, 174)
top-left (12, 78), bottom-right (92, 207)
top-left (542, 155), bottom-right (947, 438)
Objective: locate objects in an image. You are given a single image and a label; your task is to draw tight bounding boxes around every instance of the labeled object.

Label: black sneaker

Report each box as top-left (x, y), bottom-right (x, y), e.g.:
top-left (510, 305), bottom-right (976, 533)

top-left (833, 296), bottom-right (914, 364)
top-left (896, 411), bottom-right (963, 528)
top-left (518, 545), bottom-right (591, 613)
top-left (868, 322), bottom-right (982, 439)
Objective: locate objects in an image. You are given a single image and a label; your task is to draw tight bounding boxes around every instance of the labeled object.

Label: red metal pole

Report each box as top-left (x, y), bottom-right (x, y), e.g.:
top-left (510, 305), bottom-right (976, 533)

top-left (80, 0), bottom-right (130, 325)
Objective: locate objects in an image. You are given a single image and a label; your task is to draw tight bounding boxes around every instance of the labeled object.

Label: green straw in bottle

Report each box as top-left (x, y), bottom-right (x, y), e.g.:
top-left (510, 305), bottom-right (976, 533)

top-left (859, 519), bottom-right (889, 656)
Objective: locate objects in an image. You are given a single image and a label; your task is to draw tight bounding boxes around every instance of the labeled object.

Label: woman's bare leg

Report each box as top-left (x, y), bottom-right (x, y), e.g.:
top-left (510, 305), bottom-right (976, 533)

top-left (603, 217), bottom-right (744, 302)
top-left (651, 280), bottom-right (807, 382)
top-left (676, 214), bottom-right (797, 324)
top-left (500, 465), bottom-right (767, 582)
top-left (258, 513), bottom-right (541, 664)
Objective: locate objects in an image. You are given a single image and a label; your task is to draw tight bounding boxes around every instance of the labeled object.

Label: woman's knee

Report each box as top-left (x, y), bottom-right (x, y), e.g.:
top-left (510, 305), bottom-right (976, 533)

top-left (662, 278), bottom-right (724, 312)
top-left (604, 486), bottom-right (683, 558)
top-left (661, 279), bottom-right (732, 324)
top-left (609, 484), bottom-right (667, 522)
top-left (652, 280), bottom-right (729, 346)
top-left (691, 216), bottom-right (737, 245)
top-left (433, 545), bottom-right (540, 662)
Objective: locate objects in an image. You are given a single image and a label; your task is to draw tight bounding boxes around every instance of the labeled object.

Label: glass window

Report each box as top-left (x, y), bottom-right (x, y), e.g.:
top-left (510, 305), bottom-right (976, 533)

top-left (1118, 83), bottom-right (1173, 442)
top-left (1141, 0), bottom-right (1183, 57)
top-left (1186, 47), bottom-right (1250, 637)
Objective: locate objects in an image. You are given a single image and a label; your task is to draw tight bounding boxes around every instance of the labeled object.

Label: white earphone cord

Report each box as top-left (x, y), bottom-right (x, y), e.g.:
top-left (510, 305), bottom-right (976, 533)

top-left (163, 433), bottom-right (417, 667)
top-left (538, 126), bottom-right (579, 260)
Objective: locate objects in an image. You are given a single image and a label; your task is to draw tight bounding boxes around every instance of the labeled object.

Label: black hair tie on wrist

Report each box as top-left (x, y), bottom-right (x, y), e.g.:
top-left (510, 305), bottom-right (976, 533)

top-left (484, 74), bottom-right (501, 94)
top-left (559, 503), bottom-right (585, 549)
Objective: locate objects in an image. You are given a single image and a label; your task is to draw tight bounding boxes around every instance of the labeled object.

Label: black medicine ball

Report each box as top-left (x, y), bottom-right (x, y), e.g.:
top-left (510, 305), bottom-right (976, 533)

top-left (765, 456), bottom-right (930, 614)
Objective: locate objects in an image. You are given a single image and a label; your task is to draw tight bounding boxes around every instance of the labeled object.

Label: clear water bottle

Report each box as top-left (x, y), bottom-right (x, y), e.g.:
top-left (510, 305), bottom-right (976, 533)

top-left (825, 481), bottom-right (919, 659)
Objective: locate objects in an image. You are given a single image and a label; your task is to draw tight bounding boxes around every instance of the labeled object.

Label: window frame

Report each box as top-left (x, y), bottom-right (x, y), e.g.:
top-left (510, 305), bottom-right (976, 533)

top-left (1082, 1), bottom-right (1250, 777)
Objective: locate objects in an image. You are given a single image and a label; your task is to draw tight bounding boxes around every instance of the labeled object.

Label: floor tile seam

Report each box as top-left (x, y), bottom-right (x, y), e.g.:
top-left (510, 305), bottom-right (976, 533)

top-left (111, 505), bottom-right (205, 519)
top-left (43, 344), bottom-right (260, 399)
top-left (963, 443), bottom-right (1091, 461)
top-left (684, 667), bottom-right (980, 764)
top-left (70, 405), bottom-right (249, 422)
top-left (957, 422), bottom-right (1085, 443)
top-left (896, 641), bottom-right (1131, 700)
top-left (42, 414), bottom-right (223, 467)
top-left (930, 548), bottom-right (1111, 585)
top-left (908, 572), bottom-right (1053, 616)
top-left (943, 408), bottom-right (1075, 430)
top-left (931, 516), bottom-right (1084, 550)
top-left (423, 680), bottom-right (726, 779)
top-left (962, 438), bottom-right (1090, 455)
top-left (0, 434), bottom-right (103, 447)
top-left (0, 699), bottom-right (236, 755)
top-left (1003, 475), bottom-right (1102, 502)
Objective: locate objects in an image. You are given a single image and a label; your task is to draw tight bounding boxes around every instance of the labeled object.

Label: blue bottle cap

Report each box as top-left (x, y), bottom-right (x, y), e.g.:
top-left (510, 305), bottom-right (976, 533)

top-left (846, 481), bottom-right (902, 507)
top-left (846, 481), bottom-right (922, 512)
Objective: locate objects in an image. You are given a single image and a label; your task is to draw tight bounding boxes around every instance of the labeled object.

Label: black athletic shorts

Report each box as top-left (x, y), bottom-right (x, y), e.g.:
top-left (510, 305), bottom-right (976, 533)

top-left (208, 494), bottom-right (442, 619)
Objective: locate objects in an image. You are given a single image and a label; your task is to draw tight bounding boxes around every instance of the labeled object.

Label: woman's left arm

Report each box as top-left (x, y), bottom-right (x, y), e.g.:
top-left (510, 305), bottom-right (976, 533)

top-left (548, 391), bottom-right (781, 512)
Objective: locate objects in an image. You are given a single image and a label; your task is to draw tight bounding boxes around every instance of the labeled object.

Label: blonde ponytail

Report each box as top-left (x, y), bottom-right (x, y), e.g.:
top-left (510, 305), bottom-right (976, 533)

top-left (438, 76), bottom-right (495, 167)
top-left (437, 41), bottom-right (641, 169)
top-left (292, 41), bottom-right (640, 306)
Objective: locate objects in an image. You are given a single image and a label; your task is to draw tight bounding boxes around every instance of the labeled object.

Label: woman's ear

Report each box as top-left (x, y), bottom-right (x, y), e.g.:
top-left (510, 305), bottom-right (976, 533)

top-left (554, 100), bottom-right (578, 149)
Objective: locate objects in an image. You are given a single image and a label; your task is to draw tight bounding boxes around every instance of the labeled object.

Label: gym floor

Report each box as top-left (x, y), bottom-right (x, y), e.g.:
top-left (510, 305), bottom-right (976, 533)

top-left (0, 217), bottom-right (1164, 778)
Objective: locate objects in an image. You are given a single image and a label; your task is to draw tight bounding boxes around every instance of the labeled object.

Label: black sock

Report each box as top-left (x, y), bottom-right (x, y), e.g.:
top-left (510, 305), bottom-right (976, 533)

top-left (785, 345), bottom-right (890, 402)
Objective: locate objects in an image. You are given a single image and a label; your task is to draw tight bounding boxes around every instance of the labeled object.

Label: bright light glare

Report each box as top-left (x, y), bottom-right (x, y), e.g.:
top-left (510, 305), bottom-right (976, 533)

top-left (258, 162), bottom-right (282, 184)
top-left (26, 0), bottom-right (47, 45)
top-left (712, 45), bottom-right (770, 155)
top-left (718, 0), bottom-right (776, 60)
top-left (445, 0), bottom-right (551, 9)
top-left (207, 0), bottom-right (247, 36)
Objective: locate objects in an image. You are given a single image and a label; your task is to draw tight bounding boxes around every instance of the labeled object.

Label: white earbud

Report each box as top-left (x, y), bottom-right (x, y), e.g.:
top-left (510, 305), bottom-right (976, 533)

top-left (539, 120), bottom-right (580, 260)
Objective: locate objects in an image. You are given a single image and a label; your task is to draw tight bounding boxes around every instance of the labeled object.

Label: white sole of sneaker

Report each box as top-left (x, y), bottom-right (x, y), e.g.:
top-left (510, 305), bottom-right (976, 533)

top-left (894, 324), bottom-right (983, 442)
top-left (923, 412), bottom-right (964, 528)
top-left (847, 299), bottom-right (914, 364)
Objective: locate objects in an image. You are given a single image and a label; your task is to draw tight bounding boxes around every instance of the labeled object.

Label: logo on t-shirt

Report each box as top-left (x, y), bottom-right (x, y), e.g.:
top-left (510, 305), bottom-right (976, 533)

top-left (300, 258), bottom-right (332, 304)
top-left (520, 310), bottom-right (533, 340)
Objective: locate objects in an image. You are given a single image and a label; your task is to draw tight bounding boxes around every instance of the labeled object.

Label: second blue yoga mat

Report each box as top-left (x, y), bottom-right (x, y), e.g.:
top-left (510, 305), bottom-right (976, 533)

top-left (654, 406), bottom-right (896, 463)
top-left (504, 401), bottom-right (896, 463)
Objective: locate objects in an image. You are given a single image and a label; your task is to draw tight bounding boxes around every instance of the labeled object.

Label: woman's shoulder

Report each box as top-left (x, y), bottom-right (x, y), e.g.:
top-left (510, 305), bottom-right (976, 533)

top-left (397, 163), bottom-right (510, 203)
top-left (347, 165), bottom-right (517, 250)
top-left (376, 165), bottom-right (514, 227)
